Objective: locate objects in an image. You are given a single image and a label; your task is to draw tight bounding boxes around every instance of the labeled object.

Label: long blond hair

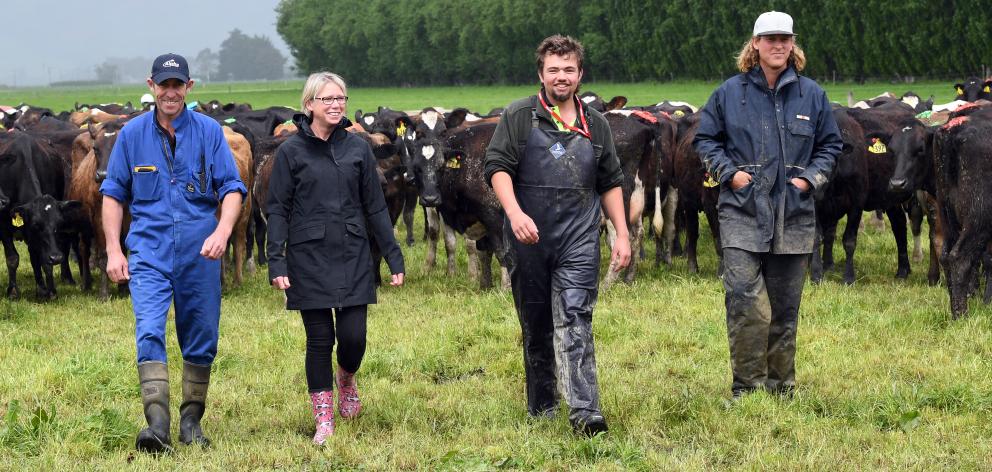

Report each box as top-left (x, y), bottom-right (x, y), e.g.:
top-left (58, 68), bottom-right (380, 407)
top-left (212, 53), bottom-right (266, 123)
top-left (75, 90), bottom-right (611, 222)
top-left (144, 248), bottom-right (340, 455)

top-left (735, 38), bottom-right (806, 73)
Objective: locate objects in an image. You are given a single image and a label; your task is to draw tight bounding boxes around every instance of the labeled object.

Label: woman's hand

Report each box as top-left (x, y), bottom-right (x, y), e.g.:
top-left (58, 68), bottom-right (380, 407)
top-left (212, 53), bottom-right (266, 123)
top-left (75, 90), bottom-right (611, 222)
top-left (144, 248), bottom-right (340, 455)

top-left (271, 276), bottom-right (291, 290)
top-left (390, 273), bottom-right (405, 286)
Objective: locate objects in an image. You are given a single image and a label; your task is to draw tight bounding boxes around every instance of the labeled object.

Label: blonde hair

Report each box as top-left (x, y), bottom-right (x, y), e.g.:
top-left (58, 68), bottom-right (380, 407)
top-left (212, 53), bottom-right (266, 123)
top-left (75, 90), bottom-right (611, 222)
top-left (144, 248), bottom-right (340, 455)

top-left (300, 72), bottom-right (347, 117)
top-left (735, 37), bottom-right (806, 73)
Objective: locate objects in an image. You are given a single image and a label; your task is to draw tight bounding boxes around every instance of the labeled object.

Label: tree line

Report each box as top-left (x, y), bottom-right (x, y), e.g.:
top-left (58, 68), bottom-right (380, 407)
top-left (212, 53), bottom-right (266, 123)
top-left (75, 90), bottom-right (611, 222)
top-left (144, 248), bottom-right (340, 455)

top-left (276, 0), bottom-right (991, 86)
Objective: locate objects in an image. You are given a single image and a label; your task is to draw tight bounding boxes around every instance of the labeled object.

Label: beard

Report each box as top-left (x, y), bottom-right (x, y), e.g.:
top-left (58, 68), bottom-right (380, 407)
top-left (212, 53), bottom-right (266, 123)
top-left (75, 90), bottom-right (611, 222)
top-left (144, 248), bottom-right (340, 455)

top-left (547, 82), bottom-right (581, 104)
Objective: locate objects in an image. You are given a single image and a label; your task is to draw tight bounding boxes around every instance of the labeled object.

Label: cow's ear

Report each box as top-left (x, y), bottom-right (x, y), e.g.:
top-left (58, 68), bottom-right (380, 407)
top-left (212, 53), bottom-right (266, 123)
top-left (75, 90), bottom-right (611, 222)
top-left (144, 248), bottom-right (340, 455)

top-left (983, 80), bottom-right (992, 94)
top-left (954, 84), bottom-right (965, 96)
top-left (59, 200), bottom-right (82, 212)
top-left (924, 126), bottom-right (936, 147)
top-left (865, 131), bottom-right (891, 143)
top-left (445, 108), bottom-right (469, 129)
top-left (74, 101), bottom-right (81, 111)
top-left (395, 116), bottom-right (414, 136)
top-left (87, 122), bottom-right (99, 139)
top-left (605, 96), bottom-right (628, 111)
top-left (354, 110), bottom-right (364, 123)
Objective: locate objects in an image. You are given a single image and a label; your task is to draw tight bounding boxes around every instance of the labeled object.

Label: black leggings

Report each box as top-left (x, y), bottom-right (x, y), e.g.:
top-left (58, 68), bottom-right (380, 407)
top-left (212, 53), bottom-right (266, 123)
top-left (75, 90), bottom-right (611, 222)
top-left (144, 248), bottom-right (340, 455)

top-left (301, 305), bottom-right (368, 392)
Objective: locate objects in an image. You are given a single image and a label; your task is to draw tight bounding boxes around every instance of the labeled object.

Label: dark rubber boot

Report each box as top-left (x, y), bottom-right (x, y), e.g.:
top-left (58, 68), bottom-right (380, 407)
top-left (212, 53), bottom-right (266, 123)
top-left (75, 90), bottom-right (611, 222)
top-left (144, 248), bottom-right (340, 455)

top-left (135, 362), bottom-right (172, 454)
top-left (178, 361), bottom-right (211, 447)
top-left (570, 412), bottom-right (608, 436)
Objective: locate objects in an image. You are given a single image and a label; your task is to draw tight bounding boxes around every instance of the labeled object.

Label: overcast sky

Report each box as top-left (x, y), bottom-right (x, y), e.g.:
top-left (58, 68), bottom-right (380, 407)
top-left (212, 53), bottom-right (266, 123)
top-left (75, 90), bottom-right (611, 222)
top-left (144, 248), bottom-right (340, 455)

top-left (6, 0), bottom-right (289, 86)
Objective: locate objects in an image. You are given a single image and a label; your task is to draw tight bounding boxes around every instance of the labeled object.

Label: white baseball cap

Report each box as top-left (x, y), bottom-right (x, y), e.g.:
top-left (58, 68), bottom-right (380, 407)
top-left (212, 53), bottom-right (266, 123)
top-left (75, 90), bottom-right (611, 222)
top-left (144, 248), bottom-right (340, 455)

top-left (753, 11), bottom-right (795, 36)
top-left (140, 93), bottom-right (155, 104)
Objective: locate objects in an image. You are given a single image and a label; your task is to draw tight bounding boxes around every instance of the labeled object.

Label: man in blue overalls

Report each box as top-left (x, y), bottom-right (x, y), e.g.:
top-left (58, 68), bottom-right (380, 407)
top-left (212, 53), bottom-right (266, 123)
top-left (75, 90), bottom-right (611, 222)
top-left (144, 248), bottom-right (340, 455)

top-left (100, 53), bottom-right (246, 453)
top-left (485, 35), bottom-right (631, 436)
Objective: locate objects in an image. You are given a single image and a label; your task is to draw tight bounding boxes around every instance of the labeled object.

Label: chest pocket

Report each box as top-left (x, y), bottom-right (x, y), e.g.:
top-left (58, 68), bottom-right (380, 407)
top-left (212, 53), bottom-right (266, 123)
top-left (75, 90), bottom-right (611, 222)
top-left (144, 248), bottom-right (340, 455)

top-left (132, 167), bottom-right (161, 202)
top-left (186, 160), bottom-right (215, 201)
top-left (786, 120), bottom-right (814, 162)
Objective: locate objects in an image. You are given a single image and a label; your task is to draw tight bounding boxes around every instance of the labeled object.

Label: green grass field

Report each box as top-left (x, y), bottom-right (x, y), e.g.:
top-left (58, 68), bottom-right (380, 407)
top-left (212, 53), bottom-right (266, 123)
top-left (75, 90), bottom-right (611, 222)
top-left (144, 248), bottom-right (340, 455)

top-left (2, 82), bottom-right (991, 470)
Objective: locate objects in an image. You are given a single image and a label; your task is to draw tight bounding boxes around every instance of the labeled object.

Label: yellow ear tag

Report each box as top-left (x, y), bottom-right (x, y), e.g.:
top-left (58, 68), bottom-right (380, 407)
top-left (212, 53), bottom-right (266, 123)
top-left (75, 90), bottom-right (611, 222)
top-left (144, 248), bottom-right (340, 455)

top-left (674, 110), bottom-right (685, 118)
top-left (868, 137), bottom-right (887, 154)
top-left (396, 122), bottom-right (407, 137)
top-left (12, 213), bottom-right (24, 228)
top-left (956, 87), bottom-right (965, 95)
top-left (446, 155), bottom-right (462, 169)
top-left (984, 85), bottom-right (991, 93)
top-left (702, 173), bottom-right (719, 187)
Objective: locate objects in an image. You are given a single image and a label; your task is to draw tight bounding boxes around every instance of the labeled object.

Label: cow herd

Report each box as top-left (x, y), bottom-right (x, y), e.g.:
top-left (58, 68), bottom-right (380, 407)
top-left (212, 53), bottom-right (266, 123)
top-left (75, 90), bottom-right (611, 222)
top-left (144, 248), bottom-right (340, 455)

top-left (1, 78), bottom-right (991, 319)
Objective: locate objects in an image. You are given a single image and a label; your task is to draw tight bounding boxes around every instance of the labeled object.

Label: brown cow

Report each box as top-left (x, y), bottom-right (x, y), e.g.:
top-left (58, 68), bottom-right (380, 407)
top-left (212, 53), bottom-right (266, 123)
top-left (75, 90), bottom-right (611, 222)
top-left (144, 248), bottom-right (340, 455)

top-left (220, 125), bottom-right (254, 287)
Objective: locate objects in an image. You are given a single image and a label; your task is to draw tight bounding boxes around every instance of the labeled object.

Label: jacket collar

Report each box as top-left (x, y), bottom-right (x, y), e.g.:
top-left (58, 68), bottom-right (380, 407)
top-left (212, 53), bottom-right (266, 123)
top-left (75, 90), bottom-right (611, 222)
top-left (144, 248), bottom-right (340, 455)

top-left (294, 113), bottom-right (354, 143)
top-left (154, 103), bottom-right (191, 131)
top-left (745, 65), bottom-right (798, 93)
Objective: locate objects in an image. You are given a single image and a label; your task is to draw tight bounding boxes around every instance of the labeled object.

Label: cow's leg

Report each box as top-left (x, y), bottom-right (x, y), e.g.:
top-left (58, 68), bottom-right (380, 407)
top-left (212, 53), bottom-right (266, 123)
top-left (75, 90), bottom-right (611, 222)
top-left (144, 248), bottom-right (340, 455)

top-left (424, 208), bottom-right (440, 270)
top-left (927, 198), bottom-right (943, 286)
top-left (466, 239), bottom-right (480, 282)
top-left (886, 206), bottom-right (911, 279)
top-left (685, 209), bottom-right (700, 273)
top-left (27, 244), bottom-right (54, 300)
top-left (909, 193), bottom-right (925, 262)
top-left (252, 207), bottom-right (267, 266)
top-left (810, 219), bottom-right (825, 283)
top-left (623, 218), bottom-right (643, 284)
top-left (98, 249), bottom-right (110, 301)
top-left (943, 228), bottom-right (987, 319)
top-left (233, 227), bottom-right (246, 287)
top-left (983, 251), bottom-right (992, 305)
top-left (841, 209), bottom-right (863, 285)
top-left (658, 186), bottom-right (678, 267)
top-left (443, 223), bottom-right (458, 276)
top-left (703, 205), bottom-right (722, 276)
top-left (78, 232), bottom-right (92, 292)
top-left (58, 234), bottom-right (76, 285)
top-left (403, 189), bottom-right (417, 247)
top-left (821, 220), bottom-right (838, 271)
top-left (623, 176), bottom-right (646, 284)
top-left (1, 233), bottom-right (19, 299)
top-left (478, 249), bottom-right (493, 290)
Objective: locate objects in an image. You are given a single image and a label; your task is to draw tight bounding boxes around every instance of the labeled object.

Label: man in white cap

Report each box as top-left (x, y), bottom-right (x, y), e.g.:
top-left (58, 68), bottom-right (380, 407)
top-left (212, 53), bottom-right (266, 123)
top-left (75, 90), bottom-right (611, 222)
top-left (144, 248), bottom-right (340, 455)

top-left (693, 12), bottom-right (842, 399)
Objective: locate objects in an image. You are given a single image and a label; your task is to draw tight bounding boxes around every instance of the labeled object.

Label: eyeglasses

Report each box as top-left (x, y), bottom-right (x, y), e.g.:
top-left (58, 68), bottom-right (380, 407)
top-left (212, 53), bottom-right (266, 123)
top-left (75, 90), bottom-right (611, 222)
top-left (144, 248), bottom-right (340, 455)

top-left (313, 95), bottom-right (349, 105)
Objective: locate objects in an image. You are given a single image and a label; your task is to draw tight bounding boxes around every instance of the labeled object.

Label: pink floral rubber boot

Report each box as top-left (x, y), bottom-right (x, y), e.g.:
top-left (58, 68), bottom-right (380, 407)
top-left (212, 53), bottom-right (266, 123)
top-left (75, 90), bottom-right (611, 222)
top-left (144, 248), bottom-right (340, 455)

top-left (336, 367), bottom-right (362, 419)
top-left (309, 390), bottom-right (334, 445)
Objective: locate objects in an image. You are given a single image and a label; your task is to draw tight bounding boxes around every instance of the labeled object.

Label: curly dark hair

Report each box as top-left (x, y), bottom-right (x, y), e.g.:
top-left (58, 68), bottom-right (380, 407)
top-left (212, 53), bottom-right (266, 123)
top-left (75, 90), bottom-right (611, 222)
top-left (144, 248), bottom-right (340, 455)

top-left (535, 35), bottom-right (584, 71)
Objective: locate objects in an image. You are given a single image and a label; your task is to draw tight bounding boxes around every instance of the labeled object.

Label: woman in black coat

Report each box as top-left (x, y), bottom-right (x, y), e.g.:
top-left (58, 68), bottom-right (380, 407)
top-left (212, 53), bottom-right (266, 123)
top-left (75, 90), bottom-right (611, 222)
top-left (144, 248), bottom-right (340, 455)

top-left (266, 71), bottom-right (404, 445)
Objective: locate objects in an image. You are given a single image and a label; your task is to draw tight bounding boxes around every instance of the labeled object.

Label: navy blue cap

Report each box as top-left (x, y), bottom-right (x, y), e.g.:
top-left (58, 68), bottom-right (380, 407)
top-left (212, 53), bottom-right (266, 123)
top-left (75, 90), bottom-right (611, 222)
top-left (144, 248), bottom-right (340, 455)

top-left (151, 53), bottom-right (190, 84)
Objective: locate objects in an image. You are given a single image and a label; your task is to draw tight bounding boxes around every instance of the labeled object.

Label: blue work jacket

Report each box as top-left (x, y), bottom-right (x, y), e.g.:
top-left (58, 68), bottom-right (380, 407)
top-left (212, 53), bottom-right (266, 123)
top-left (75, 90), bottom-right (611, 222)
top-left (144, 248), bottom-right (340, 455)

top-left (694, 66), bottom-right (842, 254)
top-left (100, 107), bottom-right (247, 273)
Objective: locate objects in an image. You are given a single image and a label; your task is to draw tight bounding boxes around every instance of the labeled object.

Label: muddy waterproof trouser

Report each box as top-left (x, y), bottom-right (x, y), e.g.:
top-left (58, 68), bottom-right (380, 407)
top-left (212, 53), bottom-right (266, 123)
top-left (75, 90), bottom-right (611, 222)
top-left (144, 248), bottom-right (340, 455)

top-left (509, 109), bottom-right (603, 421)
top-left (722, 247), bottom-right (807, 394)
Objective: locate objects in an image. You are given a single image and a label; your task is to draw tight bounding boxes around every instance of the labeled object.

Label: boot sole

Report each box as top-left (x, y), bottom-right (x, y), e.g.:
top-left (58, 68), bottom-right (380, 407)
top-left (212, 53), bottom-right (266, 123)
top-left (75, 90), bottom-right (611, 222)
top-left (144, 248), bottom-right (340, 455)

top-left (136, 429), bottom-right (173, 454)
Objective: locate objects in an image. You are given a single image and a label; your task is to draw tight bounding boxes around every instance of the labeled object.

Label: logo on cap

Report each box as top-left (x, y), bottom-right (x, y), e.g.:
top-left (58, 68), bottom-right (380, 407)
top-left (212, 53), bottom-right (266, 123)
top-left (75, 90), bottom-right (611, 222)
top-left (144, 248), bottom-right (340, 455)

top-left (162, 59), bottom-right (180, 68)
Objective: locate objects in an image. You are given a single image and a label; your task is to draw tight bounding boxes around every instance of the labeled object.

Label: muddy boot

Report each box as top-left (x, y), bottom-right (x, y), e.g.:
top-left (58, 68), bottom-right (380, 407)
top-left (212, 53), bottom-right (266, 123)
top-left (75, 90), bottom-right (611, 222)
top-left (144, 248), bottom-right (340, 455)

top-left (570, 411), bottom-right (608, 436)
top-left (310, 390), bottom-right (335, 445)
top-left (135, 362), bottom-right (172, 454)
top-left (336, 367), bottom-right (362, 419)
top-left (178, 361), bottom-right (211, 447)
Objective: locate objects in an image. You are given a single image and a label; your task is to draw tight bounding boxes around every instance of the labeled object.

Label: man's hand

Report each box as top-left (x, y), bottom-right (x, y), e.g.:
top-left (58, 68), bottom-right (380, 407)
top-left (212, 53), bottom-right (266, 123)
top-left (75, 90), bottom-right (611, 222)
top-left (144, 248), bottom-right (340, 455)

top-left (730, 171), bottom-right (753, 190)
top-left (200, 227), bottom-right (232, 260)
top-left (790, 177), bottom-right (811, 193)
top-left (610, 234), bottom-right (632, 272)
top-left (106, 250), bottom-right (130, 283)
top-left (508, 210), bottom-right (539, 244)
top-left (271, 276), bottom-right (290, 290)
top-left (390, 273), bottom-right (405, 286)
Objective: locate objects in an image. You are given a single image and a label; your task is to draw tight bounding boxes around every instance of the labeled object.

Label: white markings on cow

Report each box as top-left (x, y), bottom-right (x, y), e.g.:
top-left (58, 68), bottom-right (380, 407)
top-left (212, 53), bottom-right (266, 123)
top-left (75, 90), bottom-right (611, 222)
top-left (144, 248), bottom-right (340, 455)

top-left (852, 101), bottom-right (871, 109)
top-left (465, 113), bottom-right (481, 122)
top-left (44, 204), bottom-right (52, 211)
top-left (422, 146), bottom-right (435, 160)
top-left (901, 95), bottom-right (920, 109)
top-left (410, 131), bottom-right (417, 141)
top-left (901, 126), bottom-right (913, 133)
top-left (663, 101), bottom-right (698, 112)
top-left (581, 95), bottom-right (597, 104)
top-left (363, 116), bottom-right (375, 125)
top-left (606, 109), bottom-right (635, 117)
top-left (104, 132), bottom-right (117, 137)
top-left (933, 100), bottom-right (968, 112)
top-left (20, 105), bottom-right (29, 112)
top-left (422, 110), bottom-right (439, 130)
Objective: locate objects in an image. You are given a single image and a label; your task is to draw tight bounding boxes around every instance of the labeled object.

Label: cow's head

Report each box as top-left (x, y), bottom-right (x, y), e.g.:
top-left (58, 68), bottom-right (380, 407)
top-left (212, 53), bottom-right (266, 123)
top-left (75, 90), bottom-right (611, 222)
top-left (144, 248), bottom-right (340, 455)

top-left (354, 107), bottom-right (411, 141)
top-left (12, 195), bottom-right (81, 265)
top-left (578, 92), bottom-right (627, 112)
top-left (90, 119), bottom-right (126, 182)
top-left (954, 77), bottom-right (992, 102)
top-left (402, 117), bottom-right (447, 207)
top-left (0, 187), bottom-right (9, 211)
top-left (888, 119), bottom-right (935, 194)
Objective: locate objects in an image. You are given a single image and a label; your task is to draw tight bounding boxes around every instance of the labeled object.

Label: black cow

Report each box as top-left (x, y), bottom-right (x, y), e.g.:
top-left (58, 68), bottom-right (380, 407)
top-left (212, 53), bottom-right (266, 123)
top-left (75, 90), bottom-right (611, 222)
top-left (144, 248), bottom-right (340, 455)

top-left (931, 110), bottom-right (992, 317)
top-left (577, 92), bottom-right (627, 113)
top-left (953, 77), bottom-right (992, 103)
top-left (671, 113), bottom-right (721, 274)
top-left (0, 132), bottom-right (79, 299)
top-left (12, 105), bottom-right (55, 130)
top-left (844, 102), bottom-right (919, 279)
top-left (209, 106), bottom-right (296, 139)
top-left (810, 108), bottom-right (867, 284)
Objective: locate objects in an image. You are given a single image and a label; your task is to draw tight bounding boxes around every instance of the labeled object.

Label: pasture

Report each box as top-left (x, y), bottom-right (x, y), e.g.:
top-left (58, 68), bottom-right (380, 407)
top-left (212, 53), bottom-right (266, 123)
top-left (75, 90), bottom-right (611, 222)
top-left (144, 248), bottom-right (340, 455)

top-left (2, 81), bottom-right (991, 470)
